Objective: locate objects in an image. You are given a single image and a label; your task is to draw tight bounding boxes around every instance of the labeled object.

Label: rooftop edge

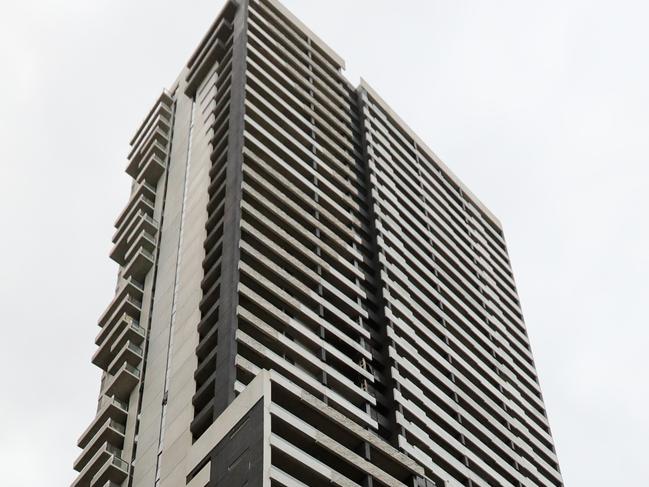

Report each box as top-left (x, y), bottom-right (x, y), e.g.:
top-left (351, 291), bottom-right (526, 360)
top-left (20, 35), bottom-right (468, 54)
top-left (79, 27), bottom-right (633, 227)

top-left (358, 78), bottom-right (503, 230)
top-left (257, 0), bottom-right (346, 70)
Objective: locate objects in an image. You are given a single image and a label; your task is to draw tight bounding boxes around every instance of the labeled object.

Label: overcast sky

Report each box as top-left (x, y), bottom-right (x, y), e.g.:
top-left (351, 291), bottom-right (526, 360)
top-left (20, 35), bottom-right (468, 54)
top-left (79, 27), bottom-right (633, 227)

top-left (1, 0), bottom-right (647, 485)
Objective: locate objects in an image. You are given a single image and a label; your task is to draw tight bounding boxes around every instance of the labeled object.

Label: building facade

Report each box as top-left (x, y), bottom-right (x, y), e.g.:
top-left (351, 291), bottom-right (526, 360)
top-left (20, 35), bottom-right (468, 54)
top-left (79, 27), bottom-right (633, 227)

top-left (72, 1), bottom-right (563, 486)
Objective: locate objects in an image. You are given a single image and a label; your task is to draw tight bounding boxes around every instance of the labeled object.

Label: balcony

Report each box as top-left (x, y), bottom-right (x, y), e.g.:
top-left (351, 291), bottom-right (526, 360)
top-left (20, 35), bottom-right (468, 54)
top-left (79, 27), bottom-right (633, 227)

top-left (104, 362), bottom-right (140, 401)
top-left (91, 455), bottom-right (129, 487)
top-left (71, 443), bottom-right (126, 487)
top-left (98, 279), bottom-right (144, 327)
top-left (93, 317), bottom-right (145, 370)
top-left (95, 313), bottom-right (142, 355)
top-left (97, 282), bottom-right (142, 332)
top-left (114, 191), bottom-right (155, 233)
top-left (129, 92), bottom-right (173, 148)
top-left (126, 122), bottom-right (169, 173)
top-left (128, 119), bottom-right (170, 159)
top-left (122, 246), bottom-right (155, 283)
top-left (126, 139), bottom-right (168, 185)
top-left (137, 151), bottom-right (167, 186)
top-left (77, 397), bottom-right (128, 450)
top-left (107, 341), bottom-right (144, 376)
top-left (111, 211), bottom-right (158, 264)
top-left (73, 419), bottom-right (126, 473)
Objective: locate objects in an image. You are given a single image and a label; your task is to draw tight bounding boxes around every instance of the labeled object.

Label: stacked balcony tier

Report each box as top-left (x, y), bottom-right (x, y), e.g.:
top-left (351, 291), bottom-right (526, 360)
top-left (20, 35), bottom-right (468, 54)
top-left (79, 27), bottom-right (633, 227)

top-left (110, 204), bottom-right (159, 283)
top-left (77, 397), bottom-right (128, 451)
top-left (72, 91), bottom-right (176, 487)
top-left (125, 91), bottom-right (173, 185)
top-left (71, 442), bottom-right (129, 487)
top-left (95, 278), bottom-right (143, 346)
top-left (72, 395), bottom-right (129, 486)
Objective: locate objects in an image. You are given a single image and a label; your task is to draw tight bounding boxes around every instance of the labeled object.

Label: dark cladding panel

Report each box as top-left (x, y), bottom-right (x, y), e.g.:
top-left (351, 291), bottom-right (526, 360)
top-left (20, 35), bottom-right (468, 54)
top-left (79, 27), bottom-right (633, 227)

top-left (209, 399), bottom-right (263, 487)
top-left (188, 399), bottom-right (264, 487)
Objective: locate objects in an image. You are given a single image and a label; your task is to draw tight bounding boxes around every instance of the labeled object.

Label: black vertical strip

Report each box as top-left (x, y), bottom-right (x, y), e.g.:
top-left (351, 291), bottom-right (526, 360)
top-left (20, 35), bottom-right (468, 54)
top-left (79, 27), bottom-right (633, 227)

top-left (213, 0), bottom-right (249, 418)
top-left (356, 87), bottom-right (400, 447)
top-left (209, 400), bottom-right (264, 486)
top-left (187, 400), bottom-right (264, 486)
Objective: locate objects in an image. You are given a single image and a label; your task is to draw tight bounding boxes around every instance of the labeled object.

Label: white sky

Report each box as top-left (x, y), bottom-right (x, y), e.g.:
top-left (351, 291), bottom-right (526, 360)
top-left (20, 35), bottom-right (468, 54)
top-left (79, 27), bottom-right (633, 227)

top-left (1, 0), bottom-right (647, 485)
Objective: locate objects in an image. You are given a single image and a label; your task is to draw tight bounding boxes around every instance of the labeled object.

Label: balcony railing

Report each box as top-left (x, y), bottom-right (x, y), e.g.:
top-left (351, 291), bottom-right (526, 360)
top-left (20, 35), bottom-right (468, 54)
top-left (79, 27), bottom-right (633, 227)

top-left (129, 91), bottom-right (173, 150)
top-left (124, 230), bottom-right (156, 260)
top-left (91, 454), bottom-right (129, 487)
top-left (70, 443), bottom-right (126, 487)
top-left (126, 140), bottom-right (168, 184)
top-left (137, 151), bottom-right (167, 186)
top-left (115, 181), bottom-right (157, 231)
top-left (122, 246), bottom-right (156, 282)
top-left (73, 419), bottom-right (125, 473)
top-left (93, 319), bottom-right (145, 371)
top-left (128, 124), bottom-right (170, 162)
top-left (111, 211), bottom-right (158, 262)
top-left (95, 314), bottom-right (141, 353)
top-left (126, 124), bottom-right (168, 174)
top-left (97, 291), bottom-right (142, 333)
top-left (107, 341), bottom-right (144, 376)
top-left (77, 397), bottom-right (128, 450)
top-left (104, 362), bottom-right (140, 401)
top-left (114, 193), bottom-right (155, 233)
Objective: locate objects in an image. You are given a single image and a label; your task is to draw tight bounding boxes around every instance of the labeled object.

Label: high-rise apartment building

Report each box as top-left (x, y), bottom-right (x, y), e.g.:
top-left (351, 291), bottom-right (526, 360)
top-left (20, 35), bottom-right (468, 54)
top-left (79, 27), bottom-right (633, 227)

top-left (72, 1), bottom-right (563, 486)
